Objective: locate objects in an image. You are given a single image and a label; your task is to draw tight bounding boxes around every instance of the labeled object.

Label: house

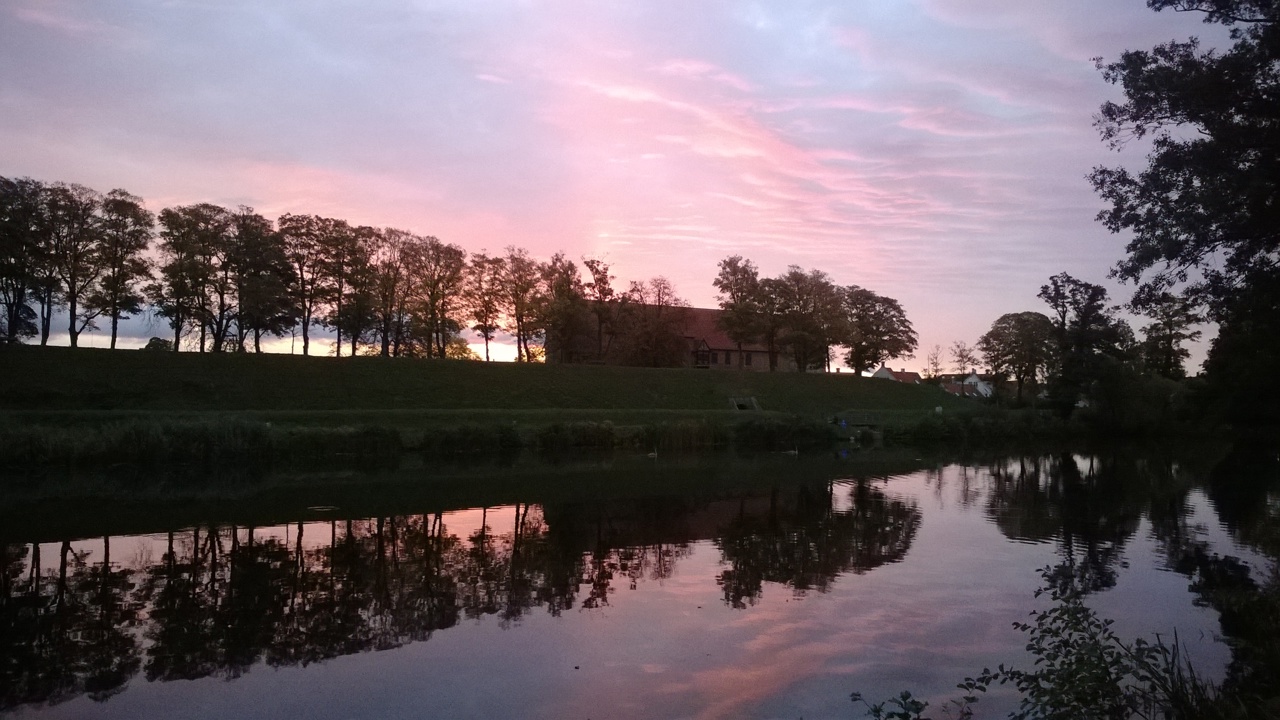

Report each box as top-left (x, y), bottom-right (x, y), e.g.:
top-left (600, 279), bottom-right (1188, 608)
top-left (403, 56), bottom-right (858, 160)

top-left (871, 365), bottom-right (924, 384)
top-left (546, 305), bottom-right (797, 371)
top-left (937, 370), bottom-right (995, 398)
top-left (680, 307), bottom-right (796, 372)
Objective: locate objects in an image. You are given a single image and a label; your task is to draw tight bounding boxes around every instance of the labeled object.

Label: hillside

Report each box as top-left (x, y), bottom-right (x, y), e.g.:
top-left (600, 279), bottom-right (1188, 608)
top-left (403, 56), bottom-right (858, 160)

top-left (1, 346), bottom-right (973, 422)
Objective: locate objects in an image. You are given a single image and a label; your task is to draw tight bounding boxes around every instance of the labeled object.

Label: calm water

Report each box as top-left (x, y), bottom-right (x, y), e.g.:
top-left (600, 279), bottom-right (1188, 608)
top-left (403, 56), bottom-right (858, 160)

top-left (2, 449), bottom-right (1275, 719)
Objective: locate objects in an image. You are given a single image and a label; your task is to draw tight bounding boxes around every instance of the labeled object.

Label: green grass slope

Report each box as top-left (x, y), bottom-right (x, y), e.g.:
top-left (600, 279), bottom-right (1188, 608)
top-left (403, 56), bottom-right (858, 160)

top-left (1, 346), bottom-right (974, 422)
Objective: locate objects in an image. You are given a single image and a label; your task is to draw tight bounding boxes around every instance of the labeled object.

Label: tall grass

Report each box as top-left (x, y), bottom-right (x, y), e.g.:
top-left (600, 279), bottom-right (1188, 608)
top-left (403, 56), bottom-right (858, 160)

top-left (0, 418), bottom-right (403, 472)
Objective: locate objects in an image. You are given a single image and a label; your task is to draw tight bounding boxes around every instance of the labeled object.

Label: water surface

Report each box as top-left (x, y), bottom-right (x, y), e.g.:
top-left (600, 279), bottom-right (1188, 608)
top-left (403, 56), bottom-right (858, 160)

top-left (2, 449), bottom-right (1273, 719)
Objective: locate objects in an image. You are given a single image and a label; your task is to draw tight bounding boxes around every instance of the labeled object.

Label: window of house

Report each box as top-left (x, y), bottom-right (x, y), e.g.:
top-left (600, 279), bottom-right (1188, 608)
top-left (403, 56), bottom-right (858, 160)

top-left (711, 351), bottom-right (718, 364)
top-left (744, 352), bottom-right (752, 366)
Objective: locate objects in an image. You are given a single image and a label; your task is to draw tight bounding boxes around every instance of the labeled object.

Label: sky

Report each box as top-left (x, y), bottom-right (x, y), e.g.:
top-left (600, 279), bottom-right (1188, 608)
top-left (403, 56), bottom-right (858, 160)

top-left (0, 0), bottom-right (1222, 368)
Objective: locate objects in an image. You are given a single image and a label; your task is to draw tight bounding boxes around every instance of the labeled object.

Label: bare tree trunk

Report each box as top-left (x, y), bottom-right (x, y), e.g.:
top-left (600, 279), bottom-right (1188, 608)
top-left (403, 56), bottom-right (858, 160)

top-left (39, 288), bottom-right (54, 346)
top-left (67, 296), bottom-right (79, 347)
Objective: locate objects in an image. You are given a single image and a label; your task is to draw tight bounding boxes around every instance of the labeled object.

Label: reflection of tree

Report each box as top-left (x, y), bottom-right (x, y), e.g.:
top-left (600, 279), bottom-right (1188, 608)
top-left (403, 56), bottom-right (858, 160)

top-left (1, 538), bottom-right (142, 710)
top-left (19, 453), bottom-right (1273, 712)
top-left (268, 520), bottom-right (374, 667)
top-left (985, 453), bottom-right (1144, 594)
top-left (217, 528), bottom-right (291, 678)
top-left (1150, 445), bottom-right (1280, 703)
top-left (77, 536), bottom-right (143, 701)
top-left (142, 528), bottom-right (221, 681)
top-left (985, 445), bottom-right (1280, 703)
top-left (715, 481), bottom-right (921, 609)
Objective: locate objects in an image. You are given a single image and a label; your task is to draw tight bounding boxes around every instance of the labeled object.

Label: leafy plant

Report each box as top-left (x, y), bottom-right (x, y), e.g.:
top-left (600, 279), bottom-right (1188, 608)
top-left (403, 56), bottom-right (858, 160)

top-left (854, 565), bottom-right (1269, 720)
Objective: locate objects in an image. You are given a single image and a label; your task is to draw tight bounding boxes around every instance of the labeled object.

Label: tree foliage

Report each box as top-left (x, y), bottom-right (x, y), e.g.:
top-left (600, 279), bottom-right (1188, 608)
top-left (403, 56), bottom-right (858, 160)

top-left (614, 276), bottom-right (690, 367)
top-left (1091, 0), bottom-right (1280, 423)
top-left (464, 251), bottom-right (505, 361)
top-left (0, 177), bottom-right (44, 342)
top-left (1038, 273), bottom-right (1133, 414)
top-left (978, 312), bottom-right (1055, 404)
top-left (949, 341), bottom-right (979, 375)
top-left (89, 190), bottom-right (153, 349)
top-left (1137, 292), bottom-right (1203, 379)
top-left (842, 286), bottom-right (918, 374)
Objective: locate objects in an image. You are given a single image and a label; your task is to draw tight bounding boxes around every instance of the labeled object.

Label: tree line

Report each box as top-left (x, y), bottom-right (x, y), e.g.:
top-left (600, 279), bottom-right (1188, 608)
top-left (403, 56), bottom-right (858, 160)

top-left (0, 176), bottom-right (688, 361)
top-left (0, 176), bottom-right (924, 372)
top-left (711, 255), bottom-right (917, 373)
top-left (918, 272), bottom-right (1201, 416)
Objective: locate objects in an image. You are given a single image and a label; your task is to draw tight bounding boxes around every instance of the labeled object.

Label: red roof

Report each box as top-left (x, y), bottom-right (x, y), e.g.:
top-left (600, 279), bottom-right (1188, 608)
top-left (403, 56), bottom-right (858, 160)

top-left (889, 369), bottom-right (923, 384)
top-left (681, 307), bottom-right (772, 352)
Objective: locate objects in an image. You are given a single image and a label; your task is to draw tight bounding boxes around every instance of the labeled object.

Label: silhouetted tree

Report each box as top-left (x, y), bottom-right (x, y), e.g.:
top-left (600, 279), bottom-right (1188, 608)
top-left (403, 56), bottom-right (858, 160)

top-left (924, 345), bottom-right (944, 381)
top-left (1038, 273), bottom-right (1128, 413)
top-left (412, 236), bottom-right (467, 359)
top-left (615, 276), bottom-right (690, 367)
top-left (0, 176), bottom-right (46, 342)
top-left (538, 253), bottom-right (589, 364)
top-left (713, 255), bottom-right (764, 368)
top-left (369, 228), bottom-right (415, 357)
top-left (1135, 291), bottom-right (1203, 379)
top-left (228, 209), bottom-right (298, 353)
top-left (1091, 1), bottom-right (1280, 423)
top-left (582, 256), bottom-right (619, 362)
top-left (86, 189), bottom-right (153, 349)
top-left (949, 340), bottom-right (979, 375)
top-left (841, 286), bottom-right (917, 373)
top-left (46, 183), bottom-right (104, 348)
top-left (277, 213), bottom-right (332, 356)
top-left (501, 246), bottom-right (543, 362)
top-left (464, 251), bottom-right (504, 361)
top-left (775, 266), bottom-right (845, 372)
top-left (978, 311), bottom-right (1055, 404)
top-left (314, 218), bottom-right (361, 356)
top-left (152, 204), bottom-right (229, 351)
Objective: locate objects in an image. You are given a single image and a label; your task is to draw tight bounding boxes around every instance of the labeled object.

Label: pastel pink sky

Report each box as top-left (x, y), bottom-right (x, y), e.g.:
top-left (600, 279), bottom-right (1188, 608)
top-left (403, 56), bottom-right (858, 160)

top-left (0, 0), bottom-right (1221, 368)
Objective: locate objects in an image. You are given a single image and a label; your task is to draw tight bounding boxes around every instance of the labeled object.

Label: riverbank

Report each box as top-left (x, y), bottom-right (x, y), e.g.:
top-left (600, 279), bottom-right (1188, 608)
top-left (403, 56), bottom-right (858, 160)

top-left (0, 345), bottom-right (986, 462)
top-left (0, 345), bottom-right (971, 415)
top-left (4, 345), bottom-right (1209, 471)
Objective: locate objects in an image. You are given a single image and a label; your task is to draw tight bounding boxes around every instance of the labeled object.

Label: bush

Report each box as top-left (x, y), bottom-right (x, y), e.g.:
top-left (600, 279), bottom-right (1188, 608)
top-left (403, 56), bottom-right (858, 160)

top-left (731, 416), bottom-right (838, 451)
top-left (419, 423), bottom-right (522, 455)
top-left (853, 565), bottom-right (1267, 720)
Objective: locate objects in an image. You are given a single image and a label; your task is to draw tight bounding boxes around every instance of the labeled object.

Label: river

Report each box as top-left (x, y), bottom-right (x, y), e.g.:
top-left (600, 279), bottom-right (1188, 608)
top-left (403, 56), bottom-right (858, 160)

top-left (2, 447), bottom-right (1274, 719)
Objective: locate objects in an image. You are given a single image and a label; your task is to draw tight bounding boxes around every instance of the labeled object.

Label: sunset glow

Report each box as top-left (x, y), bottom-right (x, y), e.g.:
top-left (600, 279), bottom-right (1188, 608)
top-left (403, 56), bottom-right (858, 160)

top-left (0, 0), bottom-right (1219, 367)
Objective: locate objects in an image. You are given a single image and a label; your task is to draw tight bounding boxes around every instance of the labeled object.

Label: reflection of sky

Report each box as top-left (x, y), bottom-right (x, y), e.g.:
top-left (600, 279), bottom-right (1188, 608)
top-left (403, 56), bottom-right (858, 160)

top-left (19, 462), bottom-right (1252, 720)
top-left (2, 1), bottom-right (1231, 369)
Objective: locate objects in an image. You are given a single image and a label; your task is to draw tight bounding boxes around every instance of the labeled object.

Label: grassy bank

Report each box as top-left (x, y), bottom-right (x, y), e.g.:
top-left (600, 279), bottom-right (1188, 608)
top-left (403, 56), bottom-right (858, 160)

top-left (1, 345), bottom-right (987, 460)
top-left (0, 345), bottom-right (971, 417)
top-left (0, 412), bottom-right (847, 471)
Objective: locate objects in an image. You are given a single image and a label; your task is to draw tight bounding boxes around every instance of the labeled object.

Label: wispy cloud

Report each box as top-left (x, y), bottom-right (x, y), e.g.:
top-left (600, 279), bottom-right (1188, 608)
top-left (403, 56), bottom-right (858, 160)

top-left (0, 0), bottom-right (1217, 366)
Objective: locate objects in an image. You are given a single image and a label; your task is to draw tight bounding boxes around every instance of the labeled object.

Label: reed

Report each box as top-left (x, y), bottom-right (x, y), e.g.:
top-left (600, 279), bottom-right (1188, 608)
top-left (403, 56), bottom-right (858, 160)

top-left (0, 418), bottom-right (403, 471)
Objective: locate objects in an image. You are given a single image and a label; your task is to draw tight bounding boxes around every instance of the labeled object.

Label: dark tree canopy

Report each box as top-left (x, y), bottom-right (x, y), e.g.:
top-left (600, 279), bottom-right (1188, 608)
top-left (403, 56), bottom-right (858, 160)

top-left (0, 177), bottom-right (44, 342)
top-left (978, 311), bottom-right (1055, 404)
top-left (1091, 0), bottom-right (1280, 423)
top-left (1137, 291), bottom-right (1203, 379)
top-left (89, 189), bottom-right (154, 349)
top-left (841, 286), bottom-right (917, 374)
top-left (1037, 273), bottom-right (1134, 414)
